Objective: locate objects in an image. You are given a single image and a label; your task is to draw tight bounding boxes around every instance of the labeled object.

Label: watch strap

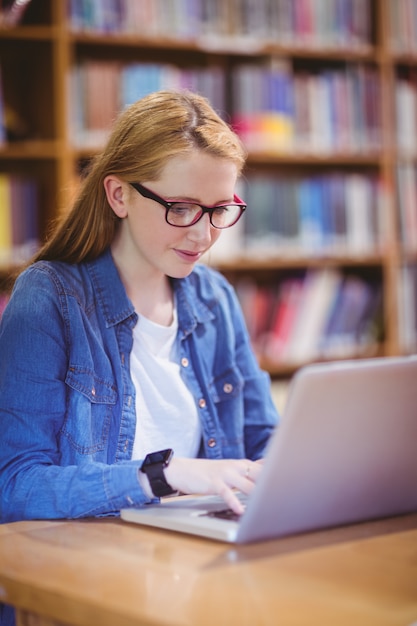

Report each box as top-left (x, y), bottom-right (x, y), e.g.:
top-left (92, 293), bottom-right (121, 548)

top-left (142, 460), bottom-right (176, 498)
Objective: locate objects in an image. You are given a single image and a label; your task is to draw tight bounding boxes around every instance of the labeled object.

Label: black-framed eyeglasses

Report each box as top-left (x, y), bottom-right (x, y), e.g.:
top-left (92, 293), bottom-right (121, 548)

top-left (129, 181), bottom-right (246, 229)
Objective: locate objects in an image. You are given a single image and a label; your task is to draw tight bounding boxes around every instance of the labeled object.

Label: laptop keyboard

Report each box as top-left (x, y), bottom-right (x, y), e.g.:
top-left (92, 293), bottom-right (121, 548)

top-left (200, 493), bottom-right (247, 522)
top-left (202, 508), bottom-right (242, 522)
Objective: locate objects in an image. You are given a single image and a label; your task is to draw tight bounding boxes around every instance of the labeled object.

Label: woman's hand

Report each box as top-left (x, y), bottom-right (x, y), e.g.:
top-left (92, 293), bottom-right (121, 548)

top-left (163, 457), bottom-right (264, 515)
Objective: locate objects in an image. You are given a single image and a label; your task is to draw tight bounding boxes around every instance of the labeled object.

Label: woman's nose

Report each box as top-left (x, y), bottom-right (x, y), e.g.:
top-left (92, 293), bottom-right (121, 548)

top-left (186, 213), bottom-right (213, 242)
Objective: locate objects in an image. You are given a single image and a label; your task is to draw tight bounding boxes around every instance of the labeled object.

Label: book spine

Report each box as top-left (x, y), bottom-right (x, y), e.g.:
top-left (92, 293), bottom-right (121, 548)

top-left (397, 264), bottom-right (417, 352)
top-left (396, 164), bottom-right (417, 251)
top-left (0, 173), bottom-right (12, 265)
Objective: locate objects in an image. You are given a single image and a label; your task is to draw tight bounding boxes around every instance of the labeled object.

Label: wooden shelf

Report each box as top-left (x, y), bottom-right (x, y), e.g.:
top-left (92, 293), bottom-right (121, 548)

top-left (67, 31), bottom-right (377, 59)
top-left (246, 152), bottom-right (384, 166)
top-left (0, 0), bottom-right (415, 373)
top-left (0, 140), bottom-right (61, 159)
top-left (215, 253), bottom-right (386, 273)
top-left (0, 25), bottom-right (57, 40)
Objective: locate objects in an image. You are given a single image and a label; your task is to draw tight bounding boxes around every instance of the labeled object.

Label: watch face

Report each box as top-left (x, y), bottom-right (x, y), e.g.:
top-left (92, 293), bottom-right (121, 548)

top-left (142, 448), bottom-right (173, 468)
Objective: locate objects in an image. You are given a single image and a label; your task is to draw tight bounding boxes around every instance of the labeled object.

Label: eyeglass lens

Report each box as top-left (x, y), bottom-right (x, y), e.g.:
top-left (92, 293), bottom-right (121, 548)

top-left (167, 203), bottom-right (242, 228)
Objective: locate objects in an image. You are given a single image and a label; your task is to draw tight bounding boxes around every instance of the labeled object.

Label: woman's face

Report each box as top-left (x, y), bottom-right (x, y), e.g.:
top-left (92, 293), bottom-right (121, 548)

top-left (109, 151), bottom-right (239, 280)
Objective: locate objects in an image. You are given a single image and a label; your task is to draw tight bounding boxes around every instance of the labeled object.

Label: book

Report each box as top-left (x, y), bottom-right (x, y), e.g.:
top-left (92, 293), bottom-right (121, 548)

top-left (69, 60), bottom-right (120, 148)
top-left (0, 0), bottom-right (32, 27)
top-left (234, 279), bottom-right (276, 357)
top-left (263, 277), bottom-right (304, 363)
top-left (0, 66), bottom-right (5, 145)
top-left (242, 174), bottom-right (278, 255)
top-left (0, 173), bottom-right (11, 264)
top-left (345, 173), bottom-right (375, 253)
top-left (396, 164), bottom-right (417, 251)
top-left (298, 177), bottom-right (325, 252)
top-left (395, 76), bottom-right (417, 154)
top-left (397, 264), bottom-right (417, 352)
top-left (320, 276), bottom-right (381, 357)
top-left (16, 176), bottom-right (39, 262)
top-left (282, 269), bottom-right (342, 363)
top-left (0, 174), bottom-right (39, 264)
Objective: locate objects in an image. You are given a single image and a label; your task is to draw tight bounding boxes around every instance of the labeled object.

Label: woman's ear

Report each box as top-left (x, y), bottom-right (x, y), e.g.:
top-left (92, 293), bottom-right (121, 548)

top-left (104, 175), bottom-right (128, 218)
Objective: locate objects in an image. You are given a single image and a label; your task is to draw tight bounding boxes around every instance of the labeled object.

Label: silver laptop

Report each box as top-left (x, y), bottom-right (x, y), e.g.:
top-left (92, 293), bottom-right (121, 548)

top-left (121, 355), bottom-right (417, 543)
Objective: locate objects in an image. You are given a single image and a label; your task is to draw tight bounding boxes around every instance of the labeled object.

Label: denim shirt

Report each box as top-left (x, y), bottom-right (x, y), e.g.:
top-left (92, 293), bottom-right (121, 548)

top-left (0, 249), bottom-right (278, 522)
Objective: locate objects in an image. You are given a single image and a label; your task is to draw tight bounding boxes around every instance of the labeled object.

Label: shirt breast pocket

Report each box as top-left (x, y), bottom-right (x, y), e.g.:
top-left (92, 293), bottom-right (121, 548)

top-left (62, 366), bottom-right (117, 455)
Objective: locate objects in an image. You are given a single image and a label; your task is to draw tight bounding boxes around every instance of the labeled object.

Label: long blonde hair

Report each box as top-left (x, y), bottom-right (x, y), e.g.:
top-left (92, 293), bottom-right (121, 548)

top-left (33, 90), bottom-right (247, 264)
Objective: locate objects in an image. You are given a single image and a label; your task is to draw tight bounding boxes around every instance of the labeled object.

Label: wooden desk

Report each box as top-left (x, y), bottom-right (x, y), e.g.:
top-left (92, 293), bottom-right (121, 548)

top-left (0, 514), bottom-right (416, 626)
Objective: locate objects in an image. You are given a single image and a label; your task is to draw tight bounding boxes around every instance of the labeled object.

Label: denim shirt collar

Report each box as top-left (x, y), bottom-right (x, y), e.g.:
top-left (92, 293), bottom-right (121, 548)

top-left (86, 248), bottom-right (215, 336)
top-left (174, 276), bottom-right (216, 339)
top-left (86, 249), bottom-right (135, 328)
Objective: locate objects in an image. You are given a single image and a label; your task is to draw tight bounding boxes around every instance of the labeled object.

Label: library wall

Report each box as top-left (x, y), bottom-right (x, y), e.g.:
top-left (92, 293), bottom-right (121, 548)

top-left (0, 0), bottom-right (417, 383)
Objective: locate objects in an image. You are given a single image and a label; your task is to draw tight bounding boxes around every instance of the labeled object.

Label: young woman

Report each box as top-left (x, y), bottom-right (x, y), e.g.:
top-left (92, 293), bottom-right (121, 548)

top-left (0, 90), bottom-right (279, 524)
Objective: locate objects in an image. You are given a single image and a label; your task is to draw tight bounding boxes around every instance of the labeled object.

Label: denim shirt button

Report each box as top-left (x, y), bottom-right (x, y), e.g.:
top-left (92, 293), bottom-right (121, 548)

top-left (91, 387), bottom-right (96, 397)
top-left (207, 438), bottom-right (216, 448)
top-left (223, 383), bottom-right (233, 393)
top-left (198, 398), bottom-right (206, 408)
top-left (181, 357), bottom-right (189, 367)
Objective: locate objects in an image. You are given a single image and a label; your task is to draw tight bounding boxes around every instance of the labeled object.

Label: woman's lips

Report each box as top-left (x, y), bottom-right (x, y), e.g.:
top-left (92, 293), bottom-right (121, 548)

top-left (174, 249), bottom-right (203, 262)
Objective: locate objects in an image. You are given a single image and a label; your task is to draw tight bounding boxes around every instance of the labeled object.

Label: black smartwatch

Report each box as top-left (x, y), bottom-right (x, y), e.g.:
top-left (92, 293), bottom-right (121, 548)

top-left (140, 448), bottom-right (176, 498)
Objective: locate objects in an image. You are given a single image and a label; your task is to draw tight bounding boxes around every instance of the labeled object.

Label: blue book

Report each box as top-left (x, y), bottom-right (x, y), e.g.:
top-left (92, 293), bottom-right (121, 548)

top-left (298, 177), bottom-right (324, 253)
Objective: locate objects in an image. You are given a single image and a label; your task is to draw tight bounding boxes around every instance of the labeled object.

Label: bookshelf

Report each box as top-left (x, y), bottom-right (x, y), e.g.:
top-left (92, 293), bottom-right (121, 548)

top-left (0, 0), bottom-right (416, 379)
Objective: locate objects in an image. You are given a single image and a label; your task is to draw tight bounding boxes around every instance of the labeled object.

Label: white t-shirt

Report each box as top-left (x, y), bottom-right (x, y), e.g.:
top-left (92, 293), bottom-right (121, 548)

top-left (130, 306), bottom-right (201, 461)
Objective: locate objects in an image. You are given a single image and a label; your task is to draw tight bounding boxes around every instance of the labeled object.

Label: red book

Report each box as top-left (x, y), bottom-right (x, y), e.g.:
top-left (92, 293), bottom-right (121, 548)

top-left (264, 278), bottom-right (303, 363)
